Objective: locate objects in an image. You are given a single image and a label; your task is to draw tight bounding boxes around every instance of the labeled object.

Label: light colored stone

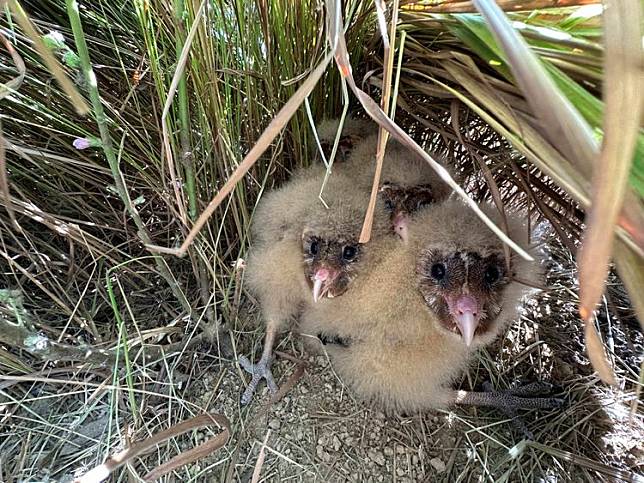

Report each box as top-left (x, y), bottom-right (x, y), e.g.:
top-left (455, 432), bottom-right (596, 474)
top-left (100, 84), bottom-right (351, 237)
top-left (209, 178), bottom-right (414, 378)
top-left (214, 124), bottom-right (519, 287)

top-left (368, 449), bottom-right (386, 466)
top-left (430, 457), bottom-right (446, 473)
top-left (333, 435), bottom-right (342, 451)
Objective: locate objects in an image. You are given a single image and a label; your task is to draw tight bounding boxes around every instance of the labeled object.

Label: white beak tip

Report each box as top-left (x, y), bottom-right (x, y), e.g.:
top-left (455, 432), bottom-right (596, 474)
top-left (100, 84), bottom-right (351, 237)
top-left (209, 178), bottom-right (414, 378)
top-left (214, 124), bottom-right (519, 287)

top-left (456, 311), bottom-right (477, 347)
top-left (312, 278), bottom-right (324, 303)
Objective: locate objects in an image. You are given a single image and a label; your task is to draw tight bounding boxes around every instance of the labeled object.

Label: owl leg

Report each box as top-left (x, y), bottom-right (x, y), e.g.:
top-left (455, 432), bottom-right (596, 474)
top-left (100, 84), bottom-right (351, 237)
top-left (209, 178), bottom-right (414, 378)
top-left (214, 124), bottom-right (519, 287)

top-left (239, 321), bottom-right (279, 405)
top-left (453, 382), bottom-right (563, 439)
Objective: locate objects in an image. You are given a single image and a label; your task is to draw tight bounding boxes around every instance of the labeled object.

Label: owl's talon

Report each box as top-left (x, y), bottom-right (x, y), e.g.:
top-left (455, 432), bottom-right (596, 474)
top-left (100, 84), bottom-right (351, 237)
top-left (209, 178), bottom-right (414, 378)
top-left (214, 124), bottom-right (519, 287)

top-left (479, 380), bottom-right (563, 439)
top-left (240, 354), bottom-right (278, 405)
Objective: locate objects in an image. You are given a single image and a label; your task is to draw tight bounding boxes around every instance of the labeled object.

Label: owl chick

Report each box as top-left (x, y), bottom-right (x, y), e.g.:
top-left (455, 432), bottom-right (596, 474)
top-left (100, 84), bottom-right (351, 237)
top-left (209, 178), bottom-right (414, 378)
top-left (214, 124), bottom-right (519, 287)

top-left (316, 116), bottom-right (453, 241)
top-left (240, 173), bottom-right (391, 404)
top-left (241, 118), bottom-right (453, 403)
top-left (299, 199), bottom-right (560, 414)
top-left (315, 116), bottom-right (375, 162)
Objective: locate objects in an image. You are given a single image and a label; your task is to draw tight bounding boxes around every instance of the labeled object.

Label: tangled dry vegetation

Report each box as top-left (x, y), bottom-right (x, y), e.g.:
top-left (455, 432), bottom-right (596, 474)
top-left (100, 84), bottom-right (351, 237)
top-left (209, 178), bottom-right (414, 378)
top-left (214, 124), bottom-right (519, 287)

top-left (0, 0), bottom-right (642, 481)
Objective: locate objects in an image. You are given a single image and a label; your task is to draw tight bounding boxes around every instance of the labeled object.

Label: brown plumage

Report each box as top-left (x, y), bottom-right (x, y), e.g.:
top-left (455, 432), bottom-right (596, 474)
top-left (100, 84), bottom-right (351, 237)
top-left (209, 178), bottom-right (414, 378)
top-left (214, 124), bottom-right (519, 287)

top-left (299, 199), bottom-right (561, 414)
top-left (315, 116), bottom-right (375, 162)
top-left (379, 181), bottom-right (437, 241)
top-left (240, 117), bottom-right (454, 403)
top-left (323, 119), bottom-right (453, 242)
top-left (240, 167), bottom-right (392, 403)
top-left (315, 116), bottom-right (452, 205)
top-left (341, 130), bottom-right (451, 202)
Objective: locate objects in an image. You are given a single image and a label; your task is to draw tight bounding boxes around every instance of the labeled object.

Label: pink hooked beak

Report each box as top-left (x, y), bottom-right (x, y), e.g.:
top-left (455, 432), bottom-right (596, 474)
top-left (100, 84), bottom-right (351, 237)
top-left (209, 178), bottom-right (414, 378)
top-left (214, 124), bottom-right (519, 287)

top-left (312, 267), bottom-right (335, 303)
top-left (451, 294), bottom-right (481, 347)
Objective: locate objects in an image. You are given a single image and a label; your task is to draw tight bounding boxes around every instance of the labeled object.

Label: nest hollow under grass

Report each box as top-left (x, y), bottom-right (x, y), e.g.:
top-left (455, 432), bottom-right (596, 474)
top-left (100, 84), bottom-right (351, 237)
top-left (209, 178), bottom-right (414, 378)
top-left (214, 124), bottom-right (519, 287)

top-left (0, 1), bottom-right (642, 481)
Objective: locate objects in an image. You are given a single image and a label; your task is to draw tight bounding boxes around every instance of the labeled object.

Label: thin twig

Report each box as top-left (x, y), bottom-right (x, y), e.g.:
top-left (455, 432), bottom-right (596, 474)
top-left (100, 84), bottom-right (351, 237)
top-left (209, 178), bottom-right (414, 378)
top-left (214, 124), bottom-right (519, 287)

top-left (251, 430), bottom-right (271, 483)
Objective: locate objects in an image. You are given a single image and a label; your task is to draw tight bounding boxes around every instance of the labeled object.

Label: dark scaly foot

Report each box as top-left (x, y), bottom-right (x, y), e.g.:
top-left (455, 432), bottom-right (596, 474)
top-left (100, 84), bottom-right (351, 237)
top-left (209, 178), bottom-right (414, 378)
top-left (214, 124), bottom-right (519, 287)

top-left (456, 381), bottom-right (564, 439)
top-left (495, 381), bottom-right (558, 397)
top-left (239, 353), bottom-right (278, 405)
top-left (489, 381), bottom-right (563, 439)
top-left (457, 381), bottom-right (563, 410)
top-left (482, 381), bottom-right (564, 410)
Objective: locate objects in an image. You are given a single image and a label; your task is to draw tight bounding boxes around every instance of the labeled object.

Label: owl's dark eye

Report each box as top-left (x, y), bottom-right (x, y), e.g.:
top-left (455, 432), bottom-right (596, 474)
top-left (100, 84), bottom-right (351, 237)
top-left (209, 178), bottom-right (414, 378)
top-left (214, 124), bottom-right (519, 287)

top-left (309, 240), bottom-right (319, 256)
top-left (430, 263), bottom-right (446, 280)
top-left (484, 265), bottom-right (501, 285)
top-left (342, 245), bottom-right (357, 261)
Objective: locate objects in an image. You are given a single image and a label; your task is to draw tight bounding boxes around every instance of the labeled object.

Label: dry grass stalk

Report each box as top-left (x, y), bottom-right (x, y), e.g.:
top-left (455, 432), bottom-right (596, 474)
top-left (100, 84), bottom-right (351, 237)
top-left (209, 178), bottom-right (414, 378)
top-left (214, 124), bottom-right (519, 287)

top-left (76, 412), bottom-right (231, 483)
top-left (577, 0), bottom-right (643, 327)
top-left (400, 0), bottom-right (601, 13)
top-left (146, 53), bottom-right (334, 258)
top-left (358, 0), bottom-right (398, 243)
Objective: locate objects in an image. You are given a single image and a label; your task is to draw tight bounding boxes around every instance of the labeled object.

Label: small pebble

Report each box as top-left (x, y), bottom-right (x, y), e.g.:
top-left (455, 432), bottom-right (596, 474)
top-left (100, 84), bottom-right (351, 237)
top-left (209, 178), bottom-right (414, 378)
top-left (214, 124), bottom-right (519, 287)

top-left (316, 445), bottom-right (331, 462)
top-left (430, 457), bottom-right (446, 473)
top-left (333, 435), bottom-right (342, 451)
top-left (368, 449), bottom-right (386, 466)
